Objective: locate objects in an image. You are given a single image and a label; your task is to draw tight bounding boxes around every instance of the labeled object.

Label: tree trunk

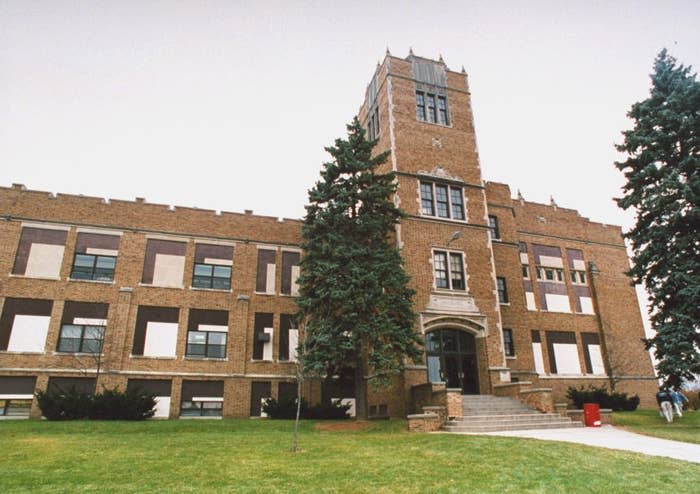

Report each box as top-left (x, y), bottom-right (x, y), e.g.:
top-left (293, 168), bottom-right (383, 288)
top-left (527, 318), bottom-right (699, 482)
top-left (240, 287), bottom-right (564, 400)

top-left (354, 355), bottom-right (368, 420)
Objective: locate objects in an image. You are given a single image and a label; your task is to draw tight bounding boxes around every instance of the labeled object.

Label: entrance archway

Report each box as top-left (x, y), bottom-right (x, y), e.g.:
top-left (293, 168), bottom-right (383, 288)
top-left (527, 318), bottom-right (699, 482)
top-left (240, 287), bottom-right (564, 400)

top-left (425, 329), bottom-right (479, 394)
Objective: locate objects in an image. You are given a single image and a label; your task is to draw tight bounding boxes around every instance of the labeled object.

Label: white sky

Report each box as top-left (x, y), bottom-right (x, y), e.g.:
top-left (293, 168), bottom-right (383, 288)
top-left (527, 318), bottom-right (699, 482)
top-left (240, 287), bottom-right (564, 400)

top-left (1, 0), bottom-right (699, 231)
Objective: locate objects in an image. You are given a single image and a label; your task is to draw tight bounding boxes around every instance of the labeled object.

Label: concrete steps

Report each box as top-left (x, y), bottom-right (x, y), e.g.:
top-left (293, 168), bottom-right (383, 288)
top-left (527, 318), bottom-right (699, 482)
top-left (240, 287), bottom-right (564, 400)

top-left (442, 395), bottom-right (582, 433)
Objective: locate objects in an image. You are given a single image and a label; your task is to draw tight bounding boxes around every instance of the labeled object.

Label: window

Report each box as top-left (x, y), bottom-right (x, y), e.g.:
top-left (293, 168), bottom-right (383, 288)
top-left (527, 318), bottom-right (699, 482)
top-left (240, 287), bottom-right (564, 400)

top-left (71, 253), bottom-right (116, 281)
top-left (132, 306), bottom-right (179, 358)
top-left (186, 331), bottom-right (226, 358)
top-left (522, 265), bottom-right (530, 279)
top-left (488, 215), bottom-right (500, 240)
top-left (546, 331), bottom-right (581, 375)
top-left (536, 267), bottom-right (564, 282)
top-left (142, 239), bottom-right (186, 288)
top-left (256, 249), bottom-right (276, 294)
top-left (70, 232), bottom-right (120, 281)
top-left (433, 250), bottom-right (466, 290)
top-left (253, 313), bottom-right (274, 360)
top-left (416, 91), bottom-right (449, 125)
top-left (0, 376), bottom-right (36, 419)
top-left (281, 251), bottom-right (301, 296)
top-left (186, 309), bottom-right (228, 359)
top-left (180, 380), bottom-right (223, 418)
top-left (57, 324), bottom-right (104, 353)
top-left (367, 106), bottom-right (380, 141)
top-left (12, 226), bottom-right (68, 279)
top-left (279, 314), bottom-right (298, 362)
top-left (0, 298), bottom-right (53, 353)
top-left (420, 182), bottom-right (465, 220)
top-left (503, 329), bottom-right (515, 357)
top-left (127, 379), bottom-right (172, 418)
top-left (570, 270), bottom-right (587, 285)
top-left (192, 243), bottom-right (233, 290)
top-left (193, 263), bottom-right (231, 289)
top-left (496, 277), bottom-right (509, 304)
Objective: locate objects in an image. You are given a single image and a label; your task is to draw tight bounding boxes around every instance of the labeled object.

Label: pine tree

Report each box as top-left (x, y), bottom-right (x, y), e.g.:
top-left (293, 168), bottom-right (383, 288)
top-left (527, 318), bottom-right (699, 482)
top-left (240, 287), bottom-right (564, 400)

top-left (296, 117), bottom-right (422, 419)
top-left (615, 49), bottom-right (700, 386)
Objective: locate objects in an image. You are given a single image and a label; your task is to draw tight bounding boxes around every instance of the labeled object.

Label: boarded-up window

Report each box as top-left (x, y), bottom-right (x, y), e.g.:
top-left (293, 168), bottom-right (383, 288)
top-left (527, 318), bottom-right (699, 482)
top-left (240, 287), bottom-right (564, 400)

top-left (47, 377), bottom-right (96, 394)
top-left (253, 313), bottom-right (273, 360)
top-left (0, 298), bottom-right (53, 352)
top-left (256, 249), bottom-right (276, 294)
top-left (180, 380), bottom-right (224, 417)
top-left (250, 381), bottom-right (271, 417)
top-left (582, 333), bottom-right (606, 375)
top-left (281, 251), bottom-right (301, 296)
top-left (128, 379), bottom-right (173, 418)
top-left (279, 314), bottom-right (298, 361)
top-left (546, 331), bottom-right (581, 375)
top-left (531, 331), bottom-right (546, 374)
top-left (12, 227), bottom-right (68, 278)
top-left (132, 306), bottom-right (179, 357)
top-left (142, 239), bottom-right (186, 287)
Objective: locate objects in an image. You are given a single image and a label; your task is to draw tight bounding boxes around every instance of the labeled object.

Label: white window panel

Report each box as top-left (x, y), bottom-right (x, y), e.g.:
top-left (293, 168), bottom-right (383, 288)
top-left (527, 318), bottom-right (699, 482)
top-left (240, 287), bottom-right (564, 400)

top-left (545, 293), bottom-right (571, 313)
top-left (291, 265), bottom-right (301, 296)
top-left (25, 243), bottom-right (64, 278)
top-left (289, 328), bottom-right (299, 362)
top-left (262, 327), bottom-right (274, 361)
top-left (198, 324), bottom-right (228, 333)
top-left (573, 259), bottom-right (586, 271)
top-left (73, 318), bottom-right (107, 326)
top-left (85, 248), bottom-right (118, 256)
top-left (203, 257), bottom-right (233, 266)
top-left (265, 263), bottom-right (276, 294)
top-left (153, 396), bottom-right (171, 418)
top-left (143, 322), bottom-right (178, 357)
top-left (553, 343), bottom-right (581, 374)
top-left (525, 292), bottom-right (537, 311)
top-left (532, 343), bottom-right (545, 374)
top-left (8, 315), bottom-right (51, 352)
top-left (519, 253), bottom-right (529, 264)
top-left (579, 296), bottom-right (595, 314)
top-left (588, 344), bottom-right (606, 375)
top-left (539, 255), bottom-right (563, 268)
top-left (152, 254), bottom-right (185, 287)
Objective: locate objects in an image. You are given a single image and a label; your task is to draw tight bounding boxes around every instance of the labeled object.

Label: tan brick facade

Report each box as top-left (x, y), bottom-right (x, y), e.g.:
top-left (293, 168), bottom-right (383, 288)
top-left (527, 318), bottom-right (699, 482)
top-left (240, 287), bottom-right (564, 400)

top-left (0, 52), bottom-right (656, 419)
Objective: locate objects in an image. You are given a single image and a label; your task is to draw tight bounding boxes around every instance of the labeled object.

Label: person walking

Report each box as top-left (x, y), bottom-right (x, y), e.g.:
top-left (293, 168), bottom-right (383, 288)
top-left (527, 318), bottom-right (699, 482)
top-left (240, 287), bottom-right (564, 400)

top-left (656, 386), bottom-right (674, 423)
top-left (671, 387), bottom-right (688, 418)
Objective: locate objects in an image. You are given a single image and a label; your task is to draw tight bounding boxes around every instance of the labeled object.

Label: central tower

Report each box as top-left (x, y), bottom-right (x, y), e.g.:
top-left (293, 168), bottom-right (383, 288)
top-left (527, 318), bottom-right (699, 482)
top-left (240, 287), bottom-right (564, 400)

top-left (359, 51), bottom-right (509, 398)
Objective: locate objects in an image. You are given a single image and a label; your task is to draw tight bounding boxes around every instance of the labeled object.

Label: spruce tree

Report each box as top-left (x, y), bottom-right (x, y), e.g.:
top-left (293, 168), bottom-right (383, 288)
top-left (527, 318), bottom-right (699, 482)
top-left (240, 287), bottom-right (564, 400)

top-left (296, 117), bottom-right (421, 419)
top-left (615, 49), bottom-right (700, 386)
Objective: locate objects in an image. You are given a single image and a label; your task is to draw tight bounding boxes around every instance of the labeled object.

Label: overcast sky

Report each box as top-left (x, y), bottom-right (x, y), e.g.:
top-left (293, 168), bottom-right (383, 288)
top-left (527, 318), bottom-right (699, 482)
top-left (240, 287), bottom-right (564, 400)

top-left (1, 0), bottom-right (698, 231)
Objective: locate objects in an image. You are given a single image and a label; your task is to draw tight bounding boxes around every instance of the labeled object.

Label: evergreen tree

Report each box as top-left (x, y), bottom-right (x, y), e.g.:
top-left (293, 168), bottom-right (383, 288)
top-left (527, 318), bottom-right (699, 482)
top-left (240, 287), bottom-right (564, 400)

top-left (615, 49), bottom-right (700, 386)
top-left (297, 117), bottom-right (422, 419)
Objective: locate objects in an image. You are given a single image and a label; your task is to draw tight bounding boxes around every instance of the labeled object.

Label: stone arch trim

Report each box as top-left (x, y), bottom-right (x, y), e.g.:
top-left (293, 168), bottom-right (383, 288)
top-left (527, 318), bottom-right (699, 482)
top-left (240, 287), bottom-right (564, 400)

top-left (422, 315), bottom-right (488, 338)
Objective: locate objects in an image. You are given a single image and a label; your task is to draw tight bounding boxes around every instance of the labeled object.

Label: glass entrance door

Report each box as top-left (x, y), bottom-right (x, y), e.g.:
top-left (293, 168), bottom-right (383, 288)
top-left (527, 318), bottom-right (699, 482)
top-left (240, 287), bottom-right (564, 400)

top-left (426, 329), bottom-right (479, 394)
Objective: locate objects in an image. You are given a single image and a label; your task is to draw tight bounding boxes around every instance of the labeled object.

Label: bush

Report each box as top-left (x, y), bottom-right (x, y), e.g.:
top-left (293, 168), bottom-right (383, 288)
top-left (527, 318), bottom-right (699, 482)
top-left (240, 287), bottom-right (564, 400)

top-left (262, 397), bottom-right (351, 420)
top-left (566, 385), bottom-right (640, 411)
top-left (36, 386), bottom-right (156, 420)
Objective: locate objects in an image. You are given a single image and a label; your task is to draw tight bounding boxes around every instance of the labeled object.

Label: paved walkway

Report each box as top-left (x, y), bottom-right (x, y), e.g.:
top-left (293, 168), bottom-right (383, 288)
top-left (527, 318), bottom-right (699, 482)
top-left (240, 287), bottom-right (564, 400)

top-left (475, 425), bottom-right (700, 464)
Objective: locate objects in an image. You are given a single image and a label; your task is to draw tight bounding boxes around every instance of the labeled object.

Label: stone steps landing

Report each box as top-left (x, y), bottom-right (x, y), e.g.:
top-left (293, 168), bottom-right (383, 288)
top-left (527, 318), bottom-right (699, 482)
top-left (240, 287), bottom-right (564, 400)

top-left (443, 395), bottom-right (582, 433)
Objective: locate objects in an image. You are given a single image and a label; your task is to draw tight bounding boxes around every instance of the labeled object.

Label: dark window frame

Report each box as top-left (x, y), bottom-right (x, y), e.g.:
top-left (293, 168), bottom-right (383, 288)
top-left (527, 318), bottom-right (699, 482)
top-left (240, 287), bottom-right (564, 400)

top-left (503, 328), bottom-right (515, 357)
top-left (70, 253), bottom-right (117, 282)
top-left (433, 250), bottom-right (466, 291)
top-left (488, 215), bottom-right (500, 240)
top-left (56, 324), bottom-right (105, 354)
top-left (416, 90), bottom-right (449, 126)
top-left (186, 330), bottom-right (227, 359)
top-left (420, 181), bottom-right (465, 221)
top-left (192, 262), bottom-right (232, 290)
top-left (496, 277), bottom-right (509, 304)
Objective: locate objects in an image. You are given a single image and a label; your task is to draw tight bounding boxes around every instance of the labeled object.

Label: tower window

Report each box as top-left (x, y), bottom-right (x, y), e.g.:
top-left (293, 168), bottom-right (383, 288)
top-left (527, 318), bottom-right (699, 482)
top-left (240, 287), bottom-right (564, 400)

top-left (416, 91), bottom-right (449, 126)
top-left (420, 182), bottom-right (465, 221)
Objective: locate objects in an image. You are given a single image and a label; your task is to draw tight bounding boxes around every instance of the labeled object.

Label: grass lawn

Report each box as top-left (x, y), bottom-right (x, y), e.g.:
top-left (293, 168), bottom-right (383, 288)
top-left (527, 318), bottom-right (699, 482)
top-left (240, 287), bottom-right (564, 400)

top-left (613, 408), bottom-right (700, 444)
top-left (1, 419), bottom-right (698, 493)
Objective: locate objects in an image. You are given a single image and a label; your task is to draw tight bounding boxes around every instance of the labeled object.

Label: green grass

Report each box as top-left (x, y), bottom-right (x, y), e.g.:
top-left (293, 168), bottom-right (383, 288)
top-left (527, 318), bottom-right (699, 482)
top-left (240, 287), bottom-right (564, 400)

top-left (0, 419), bottom-right (698, 493)
top-left (613, 408), bottom-right (700, 444)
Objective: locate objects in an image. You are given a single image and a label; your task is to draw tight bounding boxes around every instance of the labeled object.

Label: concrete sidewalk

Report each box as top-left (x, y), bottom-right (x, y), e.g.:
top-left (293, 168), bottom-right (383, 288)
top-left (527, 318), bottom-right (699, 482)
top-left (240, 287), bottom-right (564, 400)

top-left (474, 425), bottom-right (700, 464)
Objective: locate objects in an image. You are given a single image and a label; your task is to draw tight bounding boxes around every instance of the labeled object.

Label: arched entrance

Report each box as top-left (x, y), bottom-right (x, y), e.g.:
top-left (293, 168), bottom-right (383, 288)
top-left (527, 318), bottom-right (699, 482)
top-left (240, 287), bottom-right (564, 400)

top-left (425, 329), bottom-right (479, 394)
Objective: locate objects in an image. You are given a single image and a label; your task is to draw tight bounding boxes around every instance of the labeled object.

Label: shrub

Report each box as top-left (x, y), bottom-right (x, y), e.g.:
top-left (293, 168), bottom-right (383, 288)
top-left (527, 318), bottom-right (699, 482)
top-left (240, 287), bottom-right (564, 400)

top-left (566, 385), bottom-right (640, 411)
top-left (262, 397), bottom-right (351, 420)
top-left (36, 386), bottom-right (156, 420)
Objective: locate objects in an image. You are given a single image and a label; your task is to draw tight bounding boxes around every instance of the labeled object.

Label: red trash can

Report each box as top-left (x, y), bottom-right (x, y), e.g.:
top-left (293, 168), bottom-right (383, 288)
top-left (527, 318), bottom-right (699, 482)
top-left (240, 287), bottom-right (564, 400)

top-left (583, 403), bottom-right (601, 427)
